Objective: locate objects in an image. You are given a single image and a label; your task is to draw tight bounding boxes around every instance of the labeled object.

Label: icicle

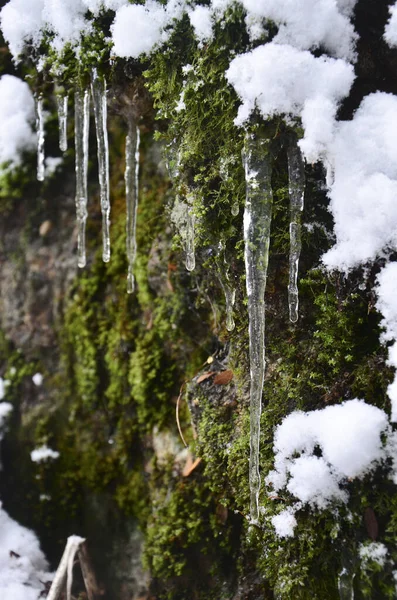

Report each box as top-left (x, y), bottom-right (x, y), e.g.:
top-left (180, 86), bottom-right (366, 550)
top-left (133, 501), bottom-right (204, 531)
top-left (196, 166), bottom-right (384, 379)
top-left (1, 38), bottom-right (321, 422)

top-left (224, 284), bottom-right (236, 331)
top-left (125, 118), bottom-right (140, 293)
top-left (217, 241), bottom-right (236, 332)
top-left (185, 204), bottom-right (195, 271)
top-left (36, 95), bottom-right (45, 182)
top-left (338, 568), bottom-right (355, 600)
top-left (231, 201), bottom-right (239, 216)
top-left (91, 69), bottom-right (111, 263)
top-left (74, 88), bottom-right (90, 269)
top-left (287, 141), bottom-right (305, 323)
top-left (57, 93), bottom-right (68, 152)
top-left (243, 131), bottom-right (273, 524)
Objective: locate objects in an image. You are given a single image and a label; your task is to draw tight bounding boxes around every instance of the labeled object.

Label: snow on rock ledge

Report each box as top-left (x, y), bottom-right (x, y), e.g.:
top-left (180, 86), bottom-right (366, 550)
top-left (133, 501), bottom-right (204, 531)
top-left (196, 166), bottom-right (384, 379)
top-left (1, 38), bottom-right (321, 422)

top-left (267, 400), bottom-right (391, 536)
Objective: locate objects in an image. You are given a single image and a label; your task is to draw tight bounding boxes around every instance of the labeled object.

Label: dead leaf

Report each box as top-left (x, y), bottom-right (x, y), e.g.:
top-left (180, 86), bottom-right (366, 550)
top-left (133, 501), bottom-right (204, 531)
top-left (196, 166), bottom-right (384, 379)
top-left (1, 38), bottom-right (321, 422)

top-left (364, 506), bottom-right (378, 540)
top-left (197, 372), bottom-right (215, 384)
top-left (213, 370), bottom-right (234, 385)
top-left (216, 504), bottom-right (228, 524)
top-left (182, 456), bottom-right (202, 477)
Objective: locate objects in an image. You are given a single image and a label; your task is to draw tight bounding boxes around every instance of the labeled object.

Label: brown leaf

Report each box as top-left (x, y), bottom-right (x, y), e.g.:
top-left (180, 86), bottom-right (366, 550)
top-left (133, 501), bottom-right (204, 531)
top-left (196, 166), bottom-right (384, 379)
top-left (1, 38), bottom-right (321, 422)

top-left (182, 456), bottom-right (202, 477)
top-left (197, 372), bottom-right (215, 384)
top-left (216, 504), bottom-right (228, 524)
top-left (213, 370), bottom-right (234, 385)
top-left (364, 506), bottom-right (378, 540)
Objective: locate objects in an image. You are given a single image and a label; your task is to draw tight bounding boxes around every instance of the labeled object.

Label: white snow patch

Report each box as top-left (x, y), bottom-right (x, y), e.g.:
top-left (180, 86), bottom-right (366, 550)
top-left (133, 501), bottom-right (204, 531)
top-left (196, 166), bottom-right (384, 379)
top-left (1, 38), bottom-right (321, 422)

top-left (31, 445), bottom-right (60, 462)
top-left (226, 43), bottom-right (354, 162)
top-left (376, 263), bottom-right (397, 422)
top-left (0, 503), bottom-right (51, 600)
top-left (32, 373), bottom-right (43, 386)
top-left (240, 0), bottom-right (357, 61)
top-left (271, 508), bottom-right (297, 538)
top-left (188, 5), bottom-right (213, 43)
top-left (111, 0), bottom-right (185, 58)
top-left (0, 75), bottom-right (36, 170)
top-left (45, 156), bottom-right (62, 176)
top-left (266, 400), bottom-right (389, 513)
top-left (384, 2), bottom-right (397, 48)
top-left (359, 542), bottom-right (388, 567)
top-left (322, 93), bottom-right (397, 271)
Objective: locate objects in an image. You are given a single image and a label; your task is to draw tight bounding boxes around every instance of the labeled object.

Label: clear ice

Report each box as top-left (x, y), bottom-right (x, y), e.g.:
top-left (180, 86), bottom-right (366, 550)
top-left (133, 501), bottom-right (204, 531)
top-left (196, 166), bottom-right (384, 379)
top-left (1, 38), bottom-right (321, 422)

top-left (287, 140), bottom-right (305, 323)
top-left (91, 69), bottom-right (111, 263)
top-left (125, 118), bottom-right (140, 293)
top-left (74, 88), bottom-right (90, 269)
top-left (217, 242), bottom-right (236, 332)
top-left (57, 93), bottom-right (68, 152)
top-left (338, 567), bottom-right (355, 600)
top-left (231, 201), bottom-right (239, 217)
top-left (185, 203), bottom-right (195, 271)
top-left (36, 95), bottom-right (45, 182)
top-left (243, 132), bottom-right (273, 524)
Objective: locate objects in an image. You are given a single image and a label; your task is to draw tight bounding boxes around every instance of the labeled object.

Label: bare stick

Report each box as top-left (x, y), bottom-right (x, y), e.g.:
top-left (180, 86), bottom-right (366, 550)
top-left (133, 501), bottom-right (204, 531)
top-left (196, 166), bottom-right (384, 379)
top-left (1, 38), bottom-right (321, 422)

top-left (47, 535), bottom-right (85, 600)
top-left (77, 541), bottom-right (102, 600)
top-left (176, 383), bottom-right (188, 447)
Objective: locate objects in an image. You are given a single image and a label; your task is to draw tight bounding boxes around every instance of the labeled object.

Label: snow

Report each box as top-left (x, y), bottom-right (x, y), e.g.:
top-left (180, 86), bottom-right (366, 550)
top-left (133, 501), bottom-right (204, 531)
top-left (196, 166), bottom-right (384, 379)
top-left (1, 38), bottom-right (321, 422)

top-left (0, 402), bottom-right (12, 440)
top-left (266, 400), bottom-right (389, 512)
top-left (271, 508), bottom-right (297, 538)
top-left (384, 2), bottom-right (397, 47)
top-left (0, 378), bottom-right (6, 401)
top-left (376, 263), bottom-right (397, 422)
top-left (0, 503), bottom-right (51, 600)
top-left (32, 372), bottom-right (43, 386)
top-left (0, 0), bottom-right (45, 58)
top-left (240, 0), bottom-right (357, 61)
top-left (0, 0), bottom-right (129, 58)
top-left (31, 445), bottom-right (60, 462)
top-left (226, 43), bottom-right (354, 161)
top-left (45, 156), bottom-right (63, 176)
top-left (359, 542), bottom-right (388, 567)
top-left (111, 0), bottom-right (185, 58)
top-left (322, 93), bottom-right (397, 271)
top-left (188, 5), bottom-right (213, 44)
top-left (0, 75), bottom-right (36, 170)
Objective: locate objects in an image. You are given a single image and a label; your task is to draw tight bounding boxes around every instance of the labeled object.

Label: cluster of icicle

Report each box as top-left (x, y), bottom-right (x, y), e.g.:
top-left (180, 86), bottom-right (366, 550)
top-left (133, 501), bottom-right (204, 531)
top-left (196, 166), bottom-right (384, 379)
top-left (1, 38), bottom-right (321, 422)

top-left (243, 132), bottom-right (305, 523)
top-left (35, 71), bottom-right (140, 292)
top-left (37, 81), bottom-right (306, 523)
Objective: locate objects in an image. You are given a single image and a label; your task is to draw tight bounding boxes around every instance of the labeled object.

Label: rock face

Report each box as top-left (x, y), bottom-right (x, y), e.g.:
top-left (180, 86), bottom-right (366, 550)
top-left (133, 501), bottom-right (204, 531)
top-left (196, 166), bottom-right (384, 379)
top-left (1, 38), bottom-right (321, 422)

top-left (0, 193), bottom-right (77, 354)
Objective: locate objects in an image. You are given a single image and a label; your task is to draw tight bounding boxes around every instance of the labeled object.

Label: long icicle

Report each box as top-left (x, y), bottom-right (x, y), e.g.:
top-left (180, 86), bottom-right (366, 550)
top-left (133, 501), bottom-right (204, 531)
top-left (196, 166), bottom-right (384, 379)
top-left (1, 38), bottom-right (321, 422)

top-left (125, 117), bottom-right (140, 293)
top-left (91, 69), bottom-right (110, 263)
top-left (287, 141), bottom-right (305, 323)
top-left (74, 88), bottom-right (90, 268)
top-left (36, 95), bottom-right (45, 182)
top-left (57, 92), bottom-right (68, 152)
top-left (243, 132), bottom-right (273, 524)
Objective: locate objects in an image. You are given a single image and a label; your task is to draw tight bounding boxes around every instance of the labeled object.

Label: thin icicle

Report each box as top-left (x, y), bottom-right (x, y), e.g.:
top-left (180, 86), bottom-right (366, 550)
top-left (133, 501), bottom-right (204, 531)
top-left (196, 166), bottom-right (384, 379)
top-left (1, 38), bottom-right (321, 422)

top-left (185, 204), bottom-right (195, 271)
top-left (74, 88), bottom-right (90, 269)
top-left (231, 201), bottom-right (239, 216)
top-left (36, 94), bottom-right (45, 182)
top-left (125, 118), bottom-right (140, 293)
top-left (243, 131), bottom-right (273, 524)
top-left (217, 241), bottom-right (236, 332)
top-left (338, 567), bottom-right (355, 600)
top-left (57, 93), bottom-right (68, 152)
top-left (91, 69), bottom-right (110, 263)
top-left (287, 141), bottom-right (305, 323)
